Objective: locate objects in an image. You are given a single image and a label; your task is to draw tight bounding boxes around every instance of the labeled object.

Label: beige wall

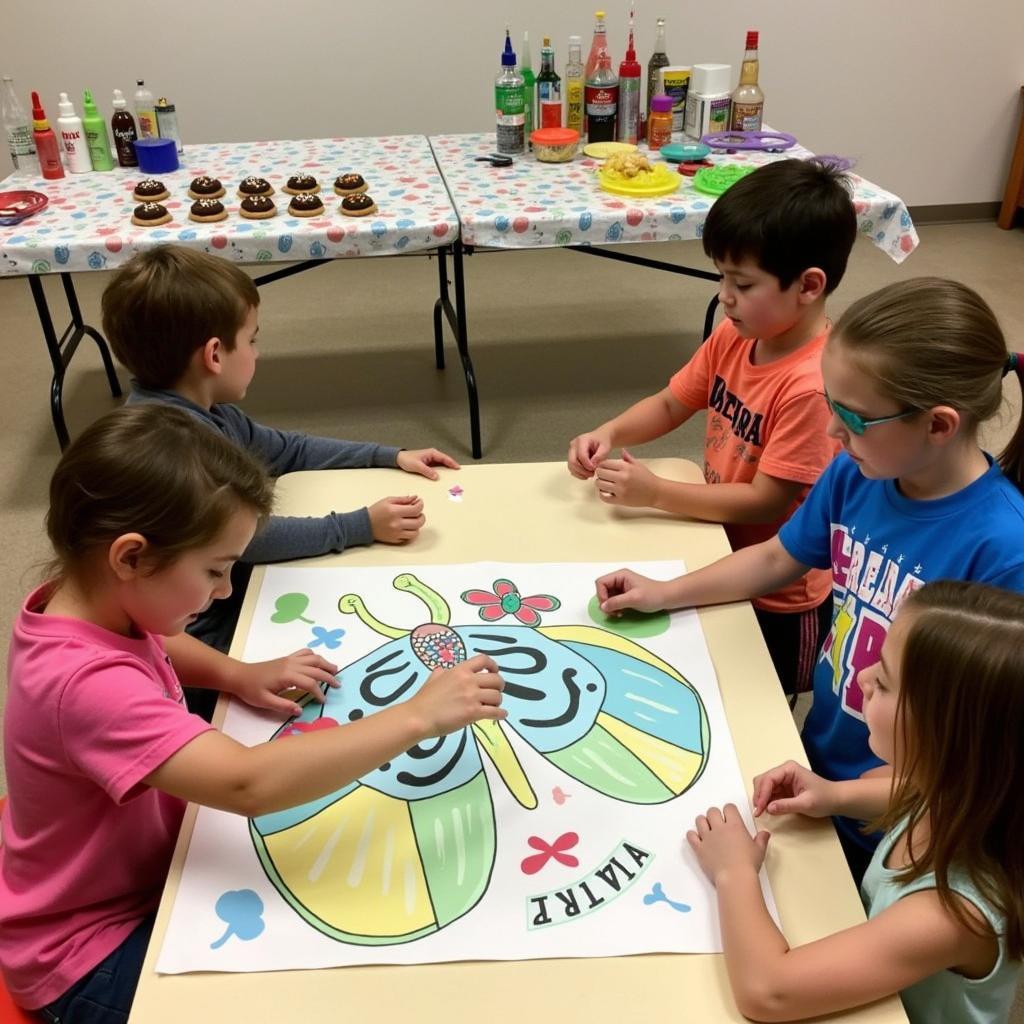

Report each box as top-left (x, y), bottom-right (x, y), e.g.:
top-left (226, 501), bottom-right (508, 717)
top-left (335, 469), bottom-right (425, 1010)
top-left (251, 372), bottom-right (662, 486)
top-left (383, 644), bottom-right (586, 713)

top-left (1, 0), bottom-right (1022, 206)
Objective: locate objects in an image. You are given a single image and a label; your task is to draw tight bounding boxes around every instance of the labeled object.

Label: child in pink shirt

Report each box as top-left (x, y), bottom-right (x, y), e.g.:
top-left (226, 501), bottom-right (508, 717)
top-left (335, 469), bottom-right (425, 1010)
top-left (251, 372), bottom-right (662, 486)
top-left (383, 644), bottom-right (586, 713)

top-left (0, 405), bottom-right (505, 1020)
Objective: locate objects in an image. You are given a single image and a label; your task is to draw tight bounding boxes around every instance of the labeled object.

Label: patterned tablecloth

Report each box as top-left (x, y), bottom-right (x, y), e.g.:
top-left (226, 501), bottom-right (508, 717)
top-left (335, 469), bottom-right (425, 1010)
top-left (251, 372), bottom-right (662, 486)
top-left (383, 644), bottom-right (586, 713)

top-left (429, 133), bottom-right (918, 263)
top-left (0, 136), bottom-right (459, 275)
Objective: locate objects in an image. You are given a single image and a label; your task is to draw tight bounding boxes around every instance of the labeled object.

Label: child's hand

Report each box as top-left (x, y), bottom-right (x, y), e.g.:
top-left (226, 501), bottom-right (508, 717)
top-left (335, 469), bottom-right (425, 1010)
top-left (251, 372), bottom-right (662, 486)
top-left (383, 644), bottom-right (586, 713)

top-left (595, 568), bottom-right (674, 614)
top-left (686, 804), bottom-right (770, 886)
top-left (752, 760), bottom-right (835, 818)
top-left (396, 448), bottom-right (461, 481)
top-left (369, 495), bottom-right (425, 543)
top-left (594, 449), bottom-right (661, 507)
top-left (230, 649), bottom-right (340, 716)
top-left (407, 654), bottom-right (506, 736)
top-left (568, 430), bottom-right (613, 479)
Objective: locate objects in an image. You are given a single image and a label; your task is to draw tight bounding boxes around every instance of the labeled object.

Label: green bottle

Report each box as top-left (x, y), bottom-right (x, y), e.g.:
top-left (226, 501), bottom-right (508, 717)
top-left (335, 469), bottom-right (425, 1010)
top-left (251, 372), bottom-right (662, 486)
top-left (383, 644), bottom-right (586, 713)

top-left (521, 30), bottom-right (535, 147)
top-left (82, 89), bottom-right (114, 171)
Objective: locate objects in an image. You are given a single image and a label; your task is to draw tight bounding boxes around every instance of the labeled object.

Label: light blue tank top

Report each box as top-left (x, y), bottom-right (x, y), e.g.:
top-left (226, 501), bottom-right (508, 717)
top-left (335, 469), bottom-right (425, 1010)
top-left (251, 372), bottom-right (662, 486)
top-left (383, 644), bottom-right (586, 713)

top-left (861, 818), bottom-right (1020, 1024)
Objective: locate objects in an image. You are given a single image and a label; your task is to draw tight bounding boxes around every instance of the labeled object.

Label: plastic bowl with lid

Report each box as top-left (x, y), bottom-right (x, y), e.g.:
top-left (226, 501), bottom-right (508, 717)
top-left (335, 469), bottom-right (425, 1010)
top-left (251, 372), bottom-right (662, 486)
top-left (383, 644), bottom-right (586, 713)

top-left (530, 127), bottom-right (580, 163)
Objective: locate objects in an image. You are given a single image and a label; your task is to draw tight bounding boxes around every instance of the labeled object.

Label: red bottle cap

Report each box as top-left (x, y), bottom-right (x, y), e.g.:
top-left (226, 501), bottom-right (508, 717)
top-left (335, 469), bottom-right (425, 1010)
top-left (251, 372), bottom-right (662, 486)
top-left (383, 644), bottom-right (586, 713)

top-left (746, 30), bottom-right (759, 49)
top-left (31, 91), bottom-right (45, 120)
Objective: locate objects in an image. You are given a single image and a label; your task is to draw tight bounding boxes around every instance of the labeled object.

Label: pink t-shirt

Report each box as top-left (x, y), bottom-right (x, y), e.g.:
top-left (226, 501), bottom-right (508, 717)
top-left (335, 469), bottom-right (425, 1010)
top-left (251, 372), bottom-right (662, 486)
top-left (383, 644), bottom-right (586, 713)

top-left (0, 585), bottom-right (213, 1009)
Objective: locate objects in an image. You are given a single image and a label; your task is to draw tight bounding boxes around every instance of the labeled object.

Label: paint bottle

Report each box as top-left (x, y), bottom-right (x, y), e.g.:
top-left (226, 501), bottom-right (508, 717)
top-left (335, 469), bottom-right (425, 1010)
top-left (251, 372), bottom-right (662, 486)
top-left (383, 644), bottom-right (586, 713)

top-left (521, 32), bottom-right (535, 148)
top-left (585, 13), bottom-right (618, 143)
top-left (2, 75), bottom-right (35, 170)
top-left (536, 37), bottom-right (562, 129)
top-left (110, 90), bottom-right (138, 167)
top-left (495, 29), bottom-right (526, 155)
top-left (155, 97), bottom-right (183, 154)
top-left (30, 91), bottom-right (64, 179)
top-left (643, 18), bottom-right (670, 142)
top-left (729, 31), bottom-right (764, 131)
top-left (564, 35), bottom-right (584, 137)
top-left (134, 79), bottom-right (158, 138)
top-left (616, 12), bottom-right (641, 145)
top-left (82, 89), bottom-right (114, 170)
top-left (646, 93), bottom-right (673, 150)
top-left (56, 92), bottom-right (91, 173)
top-left (683, 64), bottom-right (732, 139)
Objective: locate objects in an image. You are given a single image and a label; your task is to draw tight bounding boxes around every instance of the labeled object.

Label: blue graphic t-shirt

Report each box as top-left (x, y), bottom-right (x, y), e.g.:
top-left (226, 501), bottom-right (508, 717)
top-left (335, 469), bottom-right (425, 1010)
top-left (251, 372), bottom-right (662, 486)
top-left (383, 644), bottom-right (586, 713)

top-left (779, 453), bottom-right (1024, 850)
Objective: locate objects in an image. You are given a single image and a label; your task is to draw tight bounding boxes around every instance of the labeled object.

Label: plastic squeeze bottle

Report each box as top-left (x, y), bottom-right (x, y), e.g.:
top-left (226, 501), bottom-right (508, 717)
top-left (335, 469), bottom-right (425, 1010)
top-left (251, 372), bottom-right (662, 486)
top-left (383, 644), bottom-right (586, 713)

top-left (2, 75), bottom-right (35, 170)
top-left (57, 92), bottom-right (91, 172)
top-left (644, 18), bottom-right (670, 141)
top-left (82, 89), bottom-right (114, 171)
top-left (617, 12), bottom-right (641, 144)
top-left (521, 31), bottom-right (536, 147)
top-left (564, 35), bottom-right (584, 136)
top-left (30, 92), bottom-right (64, 179)
top-left (134, 79), bottom-right (158, 138)
top-left (155, 97), bottom-right (183, 153)
top-left (495, 29), bottom-right (526, 155)
top-left (110, 89), bottom-right (139, 167)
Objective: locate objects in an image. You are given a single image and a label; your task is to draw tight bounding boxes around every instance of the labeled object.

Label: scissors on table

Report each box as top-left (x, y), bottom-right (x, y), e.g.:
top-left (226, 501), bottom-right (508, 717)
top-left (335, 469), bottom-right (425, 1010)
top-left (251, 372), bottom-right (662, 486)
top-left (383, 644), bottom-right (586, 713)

top-left (474, 154), bottom-right (514, 167)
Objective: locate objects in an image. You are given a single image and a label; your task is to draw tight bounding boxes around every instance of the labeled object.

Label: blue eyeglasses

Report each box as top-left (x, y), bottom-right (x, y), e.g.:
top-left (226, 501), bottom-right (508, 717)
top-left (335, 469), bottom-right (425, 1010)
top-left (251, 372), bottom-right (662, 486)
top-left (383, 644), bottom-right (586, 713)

top-left (823, 391), bottom-right (918, 436)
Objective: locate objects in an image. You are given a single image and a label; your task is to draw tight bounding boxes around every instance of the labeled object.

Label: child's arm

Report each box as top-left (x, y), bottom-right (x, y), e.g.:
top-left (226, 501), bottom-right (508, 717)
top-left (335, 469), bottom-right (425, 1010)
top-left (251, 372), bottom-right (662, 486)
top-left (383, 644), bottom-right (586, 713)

top-left (595, 536), bottom-right (808, 614)
top-left (594, 455), bottom-right (806, 524)
top-left (144, 654), bottom-right (504, 816)
top-left (163, 632), bottom-right (340, 716)
top-left (751, 760), bottom-right (894, 823)
top-left (687, 805), bottom-right (998, 1021)
top-left (568, 388), bottom-right (697, 479)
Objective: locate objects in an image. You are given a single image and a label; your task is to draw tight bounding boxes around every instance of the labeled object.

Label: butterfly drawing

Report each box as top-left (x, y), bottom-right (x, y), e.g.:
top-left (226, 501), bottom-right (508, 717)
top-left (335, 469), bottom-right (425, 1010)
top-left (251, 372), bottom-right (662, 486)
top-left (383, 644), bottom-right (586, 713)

top-left (249, 574), bottom-right (709, 946)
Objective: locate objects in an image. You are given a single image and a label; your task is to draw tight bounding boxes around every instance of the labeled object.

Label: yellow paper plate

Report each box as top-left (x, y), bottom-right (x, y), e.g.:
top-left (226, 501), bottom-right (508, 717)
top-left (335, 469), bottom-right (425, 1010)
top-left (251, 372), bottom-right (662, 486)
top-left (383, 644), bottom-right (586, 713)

top-left (597, 162), bottom-right (682, 198)
top-left (583, 141), bottom-right (638, 160)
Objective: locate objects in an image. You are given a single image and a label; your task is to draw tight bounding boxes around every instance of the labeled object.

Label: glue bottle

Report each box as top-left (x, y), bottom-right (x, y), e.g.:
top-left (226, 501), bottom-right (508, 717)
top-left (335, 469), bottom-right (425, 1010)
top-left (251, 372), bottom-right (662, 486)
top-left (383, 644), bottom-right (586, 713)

top-left (134, 79), bottom-right (158, 138)
top-left (616, 9), bottom-right (641, 145)
top-left (82, 89), bottom-right (114, 170)
top-left (30, 92), bottom-right (64, 179)
top-left (495, 29), bottom-right (526, 155)
top-left (57, 93), bottom-right (91, 173)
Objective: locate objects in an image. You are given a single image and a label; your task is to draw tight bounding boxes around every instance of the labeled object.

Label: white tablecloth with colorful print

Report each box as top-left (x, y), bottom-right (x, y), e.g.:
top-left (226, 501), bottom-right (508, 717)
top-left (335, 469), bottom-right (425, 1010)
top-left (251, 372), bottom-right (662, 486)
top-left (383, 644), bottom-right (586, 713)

top-left (428, 133), bottom-right (918, 264)
top-left (0, 136), bottom-right (459, 275)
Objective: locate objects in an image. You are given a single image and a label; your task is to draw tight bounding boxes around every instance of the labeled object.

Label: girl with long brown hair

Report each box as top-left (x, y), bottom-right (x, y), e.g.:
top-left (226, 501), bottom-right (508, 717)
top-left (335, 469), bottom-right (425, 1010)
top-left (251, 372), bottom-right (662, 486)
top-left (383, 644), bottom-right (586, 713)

top-left (689, 580), bottom-right (1023, 1022)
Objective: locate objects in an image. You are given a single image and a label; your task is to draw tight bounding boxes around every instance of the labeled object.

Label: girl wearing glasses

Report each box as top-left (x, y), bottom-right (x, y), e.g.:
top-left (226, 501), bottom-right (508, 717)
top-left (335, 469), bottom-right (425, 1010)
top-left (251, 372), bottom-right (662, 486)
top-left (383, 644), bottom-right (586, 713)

top-left (596, 277), bottom-right (1024, 879)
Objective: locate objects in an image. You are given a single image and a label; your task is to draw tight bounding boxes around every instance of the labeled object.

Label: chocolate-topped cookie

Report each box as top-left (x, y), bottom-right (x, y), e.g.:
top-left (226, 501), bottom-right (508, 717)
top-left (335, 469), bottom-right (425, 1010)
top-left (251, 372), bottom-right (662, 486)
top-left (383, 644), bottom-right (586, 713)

top-left (132, 179), bottom-right (169, 202)
top-left (339, 192), bottom-right (378, 217)
top-left (188, 175), bottom-right (225, 200)
top-left (131, 202), bottom-right (171, 226)
top-left (237, 176), bottom-right (274, 198)
top-left (287, 192), bottom-right (325, 217)
top-left (239, 194), bottom-right (276, 220)
top-left (189, 198), bottom-right (228, 223)
top-left (333, 173), bottom-right (366, 196)
top-left (283, 174), bottom-right (320, 195)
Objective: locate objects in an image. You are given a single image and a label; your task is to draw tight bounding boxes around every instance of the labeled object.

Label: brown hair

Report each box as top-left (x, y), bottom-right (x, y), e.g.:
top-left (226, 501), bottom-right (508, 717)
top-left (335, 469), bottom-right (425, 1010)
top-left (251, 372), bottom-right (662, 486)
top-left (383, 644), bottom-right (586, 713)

top-left (831, 277), bottom-right (1024, 489)
top-left (101, 245), bottom-right (260, 390)
top-left (47, 404), bottom-right (273, 578)
top-left (879, 580), bottom-right (1024, 958)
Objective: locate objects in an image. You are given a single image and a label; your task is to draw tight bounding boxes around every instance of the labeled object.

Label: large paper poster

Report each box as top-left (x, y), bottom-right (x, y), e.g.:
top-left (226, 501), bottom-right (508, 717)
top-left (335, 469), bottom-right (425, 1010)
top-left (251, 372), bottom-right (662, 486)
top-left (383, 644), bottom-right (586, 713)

top-left (157, 561), bottom-right (775, 973)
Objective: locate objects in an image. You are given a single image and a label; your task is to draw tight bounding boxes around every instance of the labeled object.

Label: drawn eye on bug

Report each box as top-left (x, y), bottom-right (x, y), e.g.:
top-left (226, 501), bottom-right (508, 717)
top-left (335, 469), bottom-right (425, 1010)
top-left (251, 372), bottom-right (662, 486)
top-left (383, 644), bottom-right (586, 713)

top-left (250, 573), bottom-right (709, 947)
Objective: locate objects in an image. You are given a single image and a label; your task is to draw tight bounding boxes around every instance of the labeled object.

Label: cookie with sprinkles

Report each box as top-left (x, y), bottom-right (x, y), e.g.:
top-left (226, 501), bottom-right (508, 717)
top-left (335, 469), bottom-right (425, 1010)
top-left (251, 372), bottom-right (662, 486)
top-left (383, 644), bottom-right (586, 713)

top-left (188, 198), bottom-right (228, 223)
top-left (239, 194), bottom-right (277, 220)
top-left (283, 174), bottom-right (320, 195)
top-left (333, 173), bottom-right (367, 196)
top-left (131, 202), bottom-right (172, 226)
top-left (188, 176), bottom-right (225, 200)
top-left (237, 176), bottom-right (274, 198)
top-left (132, 179), bottom-right (169, 202)
top-left (339, 192), bottom-right (378, 217)
top-left (287, 192), bottom-right (325, 217)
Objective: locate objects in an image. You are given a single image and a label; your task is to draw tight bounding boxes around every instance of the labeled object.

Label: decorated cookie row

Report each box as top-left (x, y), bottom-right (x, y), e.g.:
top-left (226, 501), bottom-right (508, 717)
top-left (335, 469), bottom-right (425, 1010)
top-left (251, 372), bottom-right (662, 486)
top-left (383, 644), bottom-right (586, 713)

top-left (131, 191), bottom-right (379, 226)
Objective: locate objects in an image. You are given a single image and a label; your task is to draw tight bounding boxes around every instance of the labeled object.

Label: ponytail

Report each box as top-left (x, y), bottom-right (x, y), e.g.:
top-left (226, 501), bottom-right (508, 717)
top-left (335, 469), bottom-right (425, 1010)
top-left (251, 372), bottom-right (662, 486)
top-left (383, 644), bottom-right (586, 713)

top-left (998, 353), bottom-right (1024, 492)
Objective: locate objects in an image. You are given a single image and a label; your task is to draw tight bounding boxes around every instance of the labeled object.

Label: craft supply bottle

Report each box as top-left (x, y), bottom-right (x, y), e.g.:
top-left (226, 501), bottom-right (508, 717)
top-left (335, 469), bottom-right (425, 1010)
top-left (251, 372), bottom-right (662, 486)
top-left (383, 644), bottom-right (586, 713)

top-left (521, 32), bottom-right (535, 148)
top-left (683, 63), bottom-right (732, 139)
top-left (729, 31), bottom-right (764, 131)
top-left (81, 89), bottom-right (114, 170)
top-left (583, 11), bottom-right (610, 133)
top-left (30, 92), bottom-right (64, 179)
top-left (155, 97), bottom-right (183, 154)
top-left (616, 14), bottom-right (641, 144)
top-left (585, 14), bottom-right (618, 143)
top-left (494, 29), bottom-right (526, 155)
top-left (56, 92), bottom-right (91, 173)
top-left (564, 35), bottom-right (584, 136)
top-left (646, 93), bottom-right (673, 150)
top-left (643, 18), bottom-right (670, 142)
top-left (536, 37), bottom-right (562, 129)
top-left (2, 75), bottom-right (35, 170)
top-left (110, 89), bottom-right (138, 166)
top-left (134, 79), bottom-right (158, 138)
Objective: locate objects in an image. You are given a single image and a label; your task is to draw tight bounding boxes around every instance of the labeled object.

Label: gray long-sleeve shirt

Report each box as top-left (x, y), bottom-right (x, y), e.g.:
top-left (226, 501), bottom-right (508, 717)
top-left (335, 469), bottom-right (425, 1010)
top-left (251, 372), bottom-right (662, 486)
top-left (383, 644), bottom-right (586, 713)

top-left (127, 385), bottom-right (402, 563)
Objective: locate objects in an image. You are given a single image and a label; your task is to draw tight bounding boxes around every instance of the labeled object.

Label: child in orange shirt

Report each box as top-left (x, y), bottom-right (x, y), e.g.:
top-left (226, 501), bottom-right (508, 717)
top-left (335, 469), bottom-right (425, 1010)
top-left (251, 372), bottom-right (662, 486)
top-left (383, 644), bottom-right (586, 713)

top-left (568, 159), bottom-right (857, 696)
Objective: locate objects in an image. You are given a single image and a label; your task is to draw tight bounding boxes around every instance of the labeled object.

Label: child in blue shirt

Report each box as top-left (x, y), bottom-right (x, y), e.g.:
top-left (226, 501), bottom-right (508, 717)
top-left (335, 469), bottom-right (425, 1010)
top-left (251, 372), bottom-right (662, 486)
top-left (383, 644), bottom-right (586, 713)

top-left (596, 278), bottom-right (1024, 878)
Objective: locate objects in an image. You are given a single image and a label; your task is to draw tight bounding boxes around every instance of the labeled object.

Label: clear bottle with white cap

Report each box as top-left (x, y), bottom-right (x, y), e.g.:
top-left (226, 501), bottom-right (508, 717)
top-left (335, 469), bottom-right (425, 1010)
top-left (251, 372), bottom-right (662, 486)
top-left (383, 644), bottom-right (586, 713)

top-left (56, 92), bottom-right (91, 172)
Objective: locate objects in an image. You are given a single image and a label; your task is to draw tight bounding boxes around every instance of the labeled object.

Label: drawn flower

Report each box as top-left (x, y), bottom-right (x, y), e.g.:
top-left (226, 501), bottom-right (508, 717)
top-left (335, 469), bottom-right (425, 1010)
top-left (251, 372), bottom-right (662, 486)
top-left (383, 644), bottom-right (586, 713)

top-left (460, 579), bottom-right (560, 626)
top-left (308, 626), bottom-right (345, 650)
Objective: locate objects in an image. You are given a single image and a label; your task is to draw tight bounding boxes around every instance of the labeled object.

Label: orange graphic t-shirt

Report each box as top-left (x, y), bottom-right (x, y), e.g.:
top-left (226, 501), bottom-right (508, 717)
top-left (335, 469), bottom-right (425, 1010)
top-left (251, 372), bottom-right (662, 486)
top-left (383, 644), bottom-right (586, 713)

top-left (669, 320), bottom-right (838, 612)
